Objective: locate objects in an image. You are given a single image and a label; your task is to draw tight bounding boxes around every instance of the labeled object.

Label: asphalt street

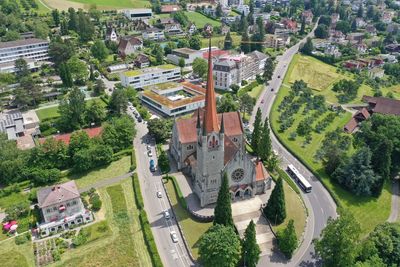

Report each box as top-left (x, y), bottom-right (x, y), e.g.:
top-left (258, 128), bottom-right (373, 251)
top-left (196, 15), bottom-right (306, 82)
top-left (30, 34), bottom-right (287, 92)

top-left (129, 108), bottom-right (194, 267)
top-left (250, 23), bottom-right (338, 267)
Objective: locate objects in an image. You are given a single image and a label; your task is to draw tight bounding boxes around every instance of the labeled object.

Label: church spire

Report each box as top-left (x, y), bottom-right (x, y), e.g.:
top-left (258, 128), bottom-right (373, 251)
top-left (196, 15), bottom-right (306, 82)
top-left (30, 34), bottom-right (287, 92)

top-left (203, 37), bottom-right (219, 134)
top-left (220, 113), bottom-right (225, 134)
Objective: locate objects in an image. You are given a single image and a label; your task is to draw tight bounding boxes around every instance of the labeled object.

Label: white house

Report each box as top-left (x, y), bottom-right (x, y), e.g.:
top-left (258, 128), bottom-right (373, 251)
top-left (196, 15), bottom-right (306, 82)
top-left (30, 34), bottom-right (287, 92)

top-left (123, 9), bottom-right (153, 21)
top-left (120, 64), bottom-right (181, 88)
top-left (142, 27), bottom-right (165, 41)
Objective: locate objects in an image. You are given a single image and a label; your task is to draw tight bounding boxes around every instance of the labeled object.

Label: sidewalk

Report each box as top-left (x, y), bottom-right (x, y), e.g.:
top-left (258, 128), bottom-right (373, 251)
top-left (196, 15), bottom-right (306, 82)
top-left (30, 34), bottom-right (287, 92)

top-left (388, 179), bottom-right (399, 222)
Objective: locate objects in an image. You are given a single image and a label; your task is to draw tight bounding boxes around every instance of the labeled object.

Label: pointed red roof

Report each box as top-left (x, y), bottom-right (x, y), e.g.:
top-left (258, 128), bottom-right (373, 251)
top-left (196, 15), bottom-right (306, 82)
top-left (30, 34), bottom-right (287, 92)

top-left (203, 38), bottom-right (219, 134)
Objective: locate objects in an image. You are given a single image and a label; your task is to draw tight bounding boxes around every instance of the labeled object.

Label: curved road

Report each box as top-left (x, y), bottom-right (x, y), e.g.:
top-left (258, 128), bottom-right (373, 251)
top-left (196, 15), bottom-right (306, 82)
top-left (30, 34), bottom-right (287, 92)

top-left (250, 24), bottom-right (337, 267)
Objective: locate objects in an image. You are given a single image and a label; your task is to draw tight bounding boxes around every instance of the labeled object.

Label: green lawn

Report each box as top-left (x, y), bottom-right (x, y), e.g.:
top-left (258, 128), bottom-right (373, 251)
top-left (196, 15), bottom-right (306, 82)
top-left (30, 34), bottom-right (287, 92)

top-left (34, 0), bottom-right (51, 13)
top-left (201, 32), bottom-right (241, 49)
top-left (36, 98), bottom-right (107, 121)
top-left (184, 11), bottom-right (221, 28)
top-left (53, 179), bottom-right (152, 266)
top-left (0, 238), bottom-right (35, 267)
top-left (381, 84), bottom-right (400, 99)
top-left (248, 84), bottom-right (264, 99)
top-left (165, 179), bottom-right (212, 259)
top-left (65, 156), bottom-right (131, 189)
top-left (272, 179), bottom-right (307, 239)
top-left (270, 55), bottom-right (392, 236)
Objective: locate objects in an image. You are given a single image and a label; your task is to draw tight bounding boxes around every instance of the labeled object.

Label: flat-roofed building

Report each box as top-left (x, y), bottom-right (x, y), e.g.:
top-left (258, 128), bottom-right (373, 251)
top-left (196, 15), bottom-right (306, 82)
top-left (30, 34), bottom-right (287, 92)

top-left (120, 64), bottom-right (181, 88)
top-left (139, 81), bottom-right (209, 116)
top-left (0, 38), bottom-right (49, 73)
top-left (0, 111), bottom-right (24, 140)
top-left (123, 8), bottom-right (153, 20)
top-left (142, 27), bottom-right (165, 41)
top-left (167, 47), bottom-right (203, 66)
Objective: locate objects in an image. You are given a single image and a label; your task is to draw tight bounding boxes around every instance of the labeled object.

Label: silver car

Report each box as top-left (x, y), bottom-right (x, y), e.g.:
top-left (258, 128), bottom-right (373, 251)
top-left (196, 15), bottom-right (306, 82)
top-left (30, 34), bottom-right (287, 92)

top-left (170, 231), bottom-right (178, 243)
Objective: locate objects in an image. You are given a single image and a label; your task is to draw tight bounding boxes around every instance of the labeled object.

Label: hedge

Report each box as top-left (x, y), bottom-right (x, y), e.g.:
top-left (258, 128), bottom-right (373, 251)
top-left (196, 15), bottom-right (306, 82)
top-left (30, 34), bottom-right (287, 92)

top-left (276, 168), bottom-right (301, 195)
top-left (237, 80), bottom-right (260, 96)
top-left (130, 148), bottom-right (136, 171)
top-left (112, 148), bottom-right (132, 161)
top-left (132, 174), bottom-right (163, 267)
top-left (163, 176), bottom-right (187, 210)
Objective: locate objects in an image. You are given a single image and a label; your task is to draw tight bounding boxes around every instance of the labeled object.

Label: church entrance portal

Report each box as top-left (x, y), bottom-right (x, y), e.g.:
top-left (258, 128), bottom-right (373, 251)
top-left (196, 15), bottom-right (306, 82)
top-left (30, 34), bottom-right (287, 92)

top-left (244, 188), bottom-right (251, 198)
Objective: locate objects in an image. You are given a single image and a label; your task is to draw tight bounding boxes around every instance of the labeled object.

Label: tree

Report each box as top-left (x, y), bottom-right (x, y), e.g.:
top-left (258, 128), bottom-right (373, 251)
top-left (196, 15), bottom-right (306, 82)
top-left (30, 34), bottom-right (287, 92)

top-left (192, 57), bottom-right (208, 78)
top-left (2, 30), bottom-right (20, 41)
top-left (242, 220), bottom-right (261, 267)
top-left (60, 19), bottom-right (69, 35)
top-left (29, 138), bottom-right (69, 169)
top-left (263, 57), bottom-right (274, 83)
top-left (93, 79), bottom-right (106, 96)
top-left (277, 219), bottom-right (298, 258)
top-left (85, 100), bottom-right (105, 126)
top-left (357, 3), bottom-right (364, 18)
top-left (91, 40), bottom-right (109, 61)
top-left (259, 117), bottom-right (272, 161)
top-left (240, 31), bottom-right (251, 53)
top-left (108, 88), bottom-right (128, 116)
top-left (178, 57), bottom-right (185, 75)
top-left (58, 87), bottom-right (86, 131)
top-left (68, 8), bottom-right (78, 31)
top-left (77, 10), bottom-right (95, 42)
top-left (59, 63), bottom-right (73, 88)
top-left (314, 210), bottom-right (361, 267)
top-left (217, 94), bottom-right (239, 113)
top-left (158, 150), bottom-right (170, 174)
top-left (251, 108), bottom-right (262, 151)
top-left (102, 115), bottom-right (136, 152)
top-left (198, 224), bottom-right (241, 267)
top-left (49, 39), bottom-right (75, 67)
top-left (34, 21), bottom-right (50, 39)
top-left (152, 44), bottom-right (164, 65)
top-left (300, 37), bottom-right (313, 55)
top-left (172, 11), bottom-right (189, 27)
top-left (14, 58), bottom-right (29, 81)
top-left (147, 118), bottom-right (173, 143)
top-left (177, 38), bottom-right (189, 48)
top-left (216, 3), bottom-right (223, 17)
top-left (319, 15), bottom-right (332, 27)
top-left (13, 88), bottom-right (32, 108)
top-left (214, 172), bottom-right (234, 227)
top-left (20, 76), bottom-right (42, 106)
top-left (300, 16), bottom-right (306, 35)
top-left (238, 93), bottom-right (255, 118)
top-left (315, 24), bottom-right (329, 39)
top-left (189, 35), bottom-right (201, 50)
top-left (335, 20), bottom-right (351, 34)
top-left (264, 177), bottom-right (286, 224)
top-left (163, 41), bottom-right (177, 55)
top-left (67, 56), bottom-right (88, 84)
top-left (224, 31), bottom-right (233, 50)
top-left (52, 9), bottom-right (60, 26)
top-left (68, 130), bottom-right (91, 157)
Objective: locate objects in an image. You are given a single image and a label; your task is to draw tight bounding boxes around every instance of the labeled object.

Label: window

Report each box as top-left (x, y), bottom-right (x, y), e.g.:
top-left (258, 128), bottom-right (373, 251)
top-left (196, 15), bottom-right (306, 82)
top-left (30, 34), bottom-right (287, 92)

top-left (53, 207), bottom-right (57, 211)
top-left (233, 137), bottom-right (238, 142)
top-left (187, 145), bottom-right (194, 150)
top-left (46, 209), bottom-right (50, 213)
top-left (72, 201), bottom-right (77, 205)
top-left (67, 202), bottom-right (70, 207)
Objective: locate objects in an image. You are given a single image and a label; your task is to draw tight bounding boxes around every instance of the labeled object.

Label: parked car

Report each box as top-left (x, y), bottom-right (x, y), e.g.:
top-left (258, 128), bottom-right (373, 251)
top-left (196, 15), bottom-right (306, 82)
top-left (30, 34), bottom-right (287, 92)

top-left (147, 150), bottom-right (153, 157)
top-left (156, 191), bottom-right (162, 198)
top-left (261, 99), bottom-right (265, 104)
top-left (170, 231), bottom-right (178, 243)
top-left (149, 159), bottom-right (155, 172)
top-left (164, 211), bottom-right (170, 219)
top-left (146, 145), bottom-right (151, 151)
top-left (138, 117), bottom-right (143, 123)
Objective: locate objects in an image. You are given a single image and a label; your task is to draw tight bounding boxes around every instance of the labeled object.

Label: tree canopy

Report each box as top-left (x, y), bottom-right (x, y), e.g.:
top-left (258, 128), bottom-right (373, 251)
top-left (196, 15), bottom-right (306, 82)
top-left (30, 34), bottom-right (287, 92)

top-left (214, 172), bottom-right (234, 227)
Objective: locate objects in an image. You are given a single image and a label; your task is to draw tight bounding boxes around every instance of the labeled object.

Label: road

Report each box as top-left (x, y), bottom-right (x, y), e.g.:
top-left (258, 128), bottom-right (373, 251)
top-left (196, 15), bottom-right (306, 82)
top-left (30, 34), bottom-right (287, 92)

top-left (129, 107), bottom-right (194, 267)
top-left (250, 22), bottom-right (337, 267)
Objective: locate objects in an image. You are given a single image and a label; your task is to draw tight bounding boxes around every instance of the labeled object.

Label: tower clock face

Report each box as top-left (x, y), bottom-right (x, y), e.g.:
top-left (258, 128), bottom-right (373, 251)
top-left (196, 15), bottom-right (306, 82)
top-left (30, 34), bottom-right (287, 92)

top-left (231, 168), bottom-right (244, 182)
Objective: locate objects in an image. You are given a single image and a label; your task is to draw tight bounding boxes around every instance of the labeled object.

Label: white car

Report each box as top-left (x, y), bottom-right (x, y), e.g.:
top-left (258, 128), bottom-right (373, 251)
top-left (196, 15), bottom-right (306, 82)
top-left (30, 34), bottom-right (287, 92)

top-left (170, 231), bottom-right (178, 243)
top-left (146, 145), bottom-right (151, 151)
top-left (147, 150), bottom-right (153, 157)
top-left (164, 211), bottom-right (170, 219)
top-left (156, 191), bottom-right (162, 198)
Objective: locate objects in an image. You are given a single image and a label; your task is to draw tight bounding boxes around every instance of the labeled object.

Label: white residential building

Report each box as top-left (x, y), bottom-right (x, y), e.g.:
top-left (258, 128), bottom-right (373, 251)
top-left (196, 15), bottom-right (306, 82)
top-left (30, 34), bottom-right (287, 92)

top-left (167, 47), bottom-right (203, 66)
top-left (0, 38), bottom-right (49, 73)
top-left (142, 27), bottom-right (165, 41)
top-left (139, 82), bottom-right (207, 116)
top-left (120, 64), bottom-right (181, 88)
top-left (213, 51), bottom-right (267, 90)
top-left (237, 4), bottom-right (250, 16)
top-left (123, 9), bottom-right (153, 21)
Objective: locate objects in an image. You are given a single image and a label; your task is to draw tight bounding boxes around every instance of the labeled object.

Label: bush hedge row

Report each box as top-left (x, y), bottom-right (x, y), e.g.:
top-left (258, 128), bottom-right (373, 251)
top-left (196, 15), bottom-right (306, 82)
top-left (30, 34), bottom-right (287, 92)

top-left (132, 174), bottom-right (163, 267)
top-left (130, 148), bottom-right (136, 171)
top-left (169, 176), bottom-right (187, 210)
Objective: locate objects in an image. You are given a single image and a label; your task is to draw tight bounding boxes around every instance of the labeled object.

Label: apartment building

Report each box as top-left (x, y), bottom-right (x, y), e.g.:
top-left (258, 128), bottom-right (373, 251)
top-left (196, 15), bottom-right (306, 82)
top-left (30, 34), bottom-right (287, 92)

top-left (120, 64), bottom-right (181, 88)
top-left (142, 27), bottom-right (165, 41)
top-left (0, 38), bottom-right (49, 73)
top-left (167, 47), bottom-right (203, 66)
top-left (213, 51), bottom-right (267, 90)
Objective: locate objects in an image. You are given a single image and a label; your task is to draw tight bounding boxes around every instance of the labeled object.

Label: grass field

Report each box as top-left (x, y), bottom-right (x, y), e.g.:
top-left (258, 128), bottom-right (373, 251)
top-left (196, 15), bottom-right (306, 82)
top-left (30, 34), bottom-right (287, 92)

top-left (381, 84), bottom-right (400, 99)
top-left (165, 179), bottom-right (212, 259)
top-left (248, 84), bottom-right (264, 99)
top-left (184, 11), bottom-right (222, 28)
top-left (272, 179), bottom-right (307, 239)
top-left (270, 54), bottom-right (392, 236)
top-left (36, 98), bottom-right (107, 121)
top-left (286, 54), bottom-right (375, 104)
top-left (0, 237), bottom-right (35, 266)
top-left (201, 32), bottom-right (241, 48)
top-left (53, 179), bottom-right (152, 266)
top-left (43, 0), bottom-right (150, 10)
top-left (65, 156), bottom-right (131, 189)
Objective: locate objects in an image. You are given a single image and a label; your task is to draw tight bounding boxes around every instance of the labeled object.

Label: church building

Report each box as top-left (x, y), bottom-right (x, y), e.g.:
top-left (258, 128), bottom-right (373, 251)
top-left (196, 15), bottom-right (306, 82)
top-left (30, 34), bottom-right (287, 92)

top-left (170, 40), bottom-right (271, 207)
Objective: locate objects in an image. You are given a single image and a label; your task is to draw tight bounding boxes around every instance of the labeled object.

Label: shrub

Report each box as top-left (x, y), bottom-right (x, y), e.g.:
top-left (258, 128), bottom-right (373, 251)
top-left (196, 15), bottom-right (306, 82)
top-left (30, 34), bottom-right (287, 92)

top-left (15, 233), bottom-right (30, 245)
top-left (130, 148), bottom-right (136, 171)
top-left (72, 228), bottom-right (90, 247)
top-left (89, 193), bottom-right (102, 211)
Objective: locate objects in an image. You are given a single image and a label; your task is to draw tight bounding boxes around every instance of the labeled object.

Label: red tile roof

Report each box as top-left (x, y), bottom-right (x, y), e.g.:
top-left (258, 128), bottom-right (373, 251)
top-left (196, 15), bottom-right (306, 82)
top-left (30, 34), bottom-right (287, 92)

top-left (224, 135), bottom-right (238, 165)
top-left (161, 5), bottom-right (181, 13)
top-left (175, 111), bottom-right (243, 144)
top-left (255, 161), bottom-right (269, 181)
top-left (40, 127), bottom-right (103, 145)
top-left (344, 117), bottom-right (358, 134)
top-left (364, 96), bottom-right (400, 116)
top-left (202, 49), bottom-right (230, 59)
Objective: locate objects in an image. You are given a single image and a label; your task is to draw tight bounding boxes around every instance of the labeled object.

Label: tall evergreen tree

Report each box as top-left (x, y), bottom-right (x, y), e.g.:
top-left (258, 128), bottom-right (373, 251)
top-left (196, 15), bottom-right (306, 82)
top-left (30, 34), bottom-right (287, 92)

top-left (251, 108), bottom-right (262, 153)
top-left (14, 58), bottom-right (29, 81)
top-left (68, 8), bottom-right (78, 31)
top-left (357, 3), bottom-right (364, 18)
top-left (277, 219), bottom-right (298, 258)
top-left (60, 19), bottom-right (68, 35)
top-left (51, 9), bottom-right (60, 27)
top-left (259, 117), bottom-right (272, 161)
top-left (300, 16), bottom-right (306, 35)
top-left (224, 31), bottom-right (233, 50)
top-left (59, 63), bottom-right (73, 88)
top-left (240, 31), bottom-right (251, 53)
top-left (77, 11), bottom-right (95, 42)
top-left (242, 220), bottom-right (261, 267)
top-left (214, 172), bottom-right (234, 228)
top-left (264, 177), bottom-right (286, 224)
top-left (263, 57), bottom-right (274, 82)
